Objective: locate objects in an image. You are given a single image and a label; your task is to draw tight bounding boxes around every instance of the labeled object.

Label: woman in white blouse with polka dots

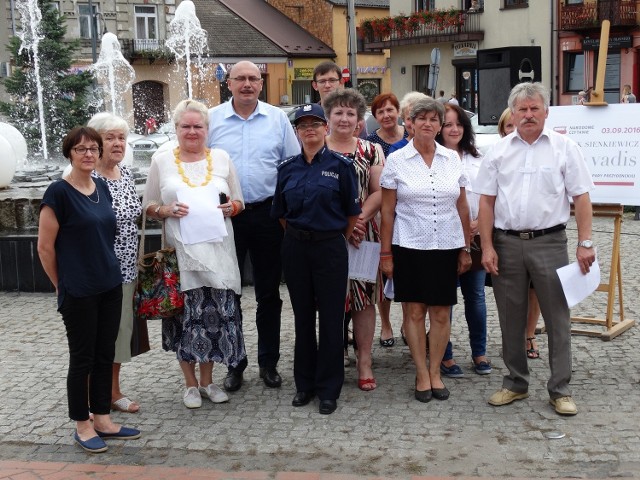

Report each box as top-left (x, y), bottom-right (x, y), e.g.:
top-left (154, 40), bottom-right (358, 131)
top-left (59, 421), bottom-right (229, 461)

top-left (379, 98), bottom-right (472, 403)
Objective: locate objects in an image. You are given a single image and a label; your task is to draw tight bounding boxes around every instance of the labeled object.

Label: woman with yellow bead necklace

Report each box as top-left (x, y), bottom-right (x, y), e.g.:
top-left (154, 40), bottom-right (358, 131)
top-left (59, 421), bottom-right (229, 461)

top-left (143, 99), bottom-right (247, 409)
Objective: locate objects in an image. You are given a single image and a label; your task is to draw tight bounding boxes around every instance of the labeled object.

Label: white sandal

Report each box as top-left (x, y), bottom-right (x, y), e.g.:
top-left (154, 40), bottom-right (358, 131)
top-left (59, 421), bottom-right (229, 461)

top-left (111, 397), bottom-right (140, 413)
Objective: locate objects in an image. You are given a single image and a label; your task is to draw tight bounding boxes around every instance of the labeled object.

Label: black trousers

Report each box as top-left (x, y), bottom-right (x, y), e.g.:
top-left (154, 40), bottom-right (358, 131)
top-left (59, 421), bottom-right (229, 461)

top-left (282, 233), bottom-right (348, 401)
top-left (230, 202), bottom-right (283, 372)
top-left (59, 285), bottom-right (122, 421)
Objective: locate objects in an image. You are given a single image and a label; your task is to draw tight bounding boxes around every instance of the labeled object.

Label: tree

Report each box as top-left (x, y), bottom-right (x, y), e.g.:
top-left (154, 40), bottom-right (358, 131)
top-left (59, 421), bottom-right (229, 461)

top-left (0, 0), bottom-right (96, 157)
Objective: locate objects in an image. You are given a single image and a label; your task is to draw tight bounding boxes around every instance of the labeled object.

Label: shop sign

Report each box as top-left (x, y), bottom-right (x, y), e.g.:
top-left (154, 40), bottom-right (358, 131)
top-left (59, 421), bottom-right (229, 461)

top-left (357, 79), bottom-right (380, 104)
top-left (294, 67), bottom-right (314, 79)
top-left (582, 36), bottom-right (632, 50)
top-left (356, 66), bottom-right (387, 74)
top-left (453, 42), bottom-right (478, 58)
top-left (223, 63), bottom-right (268, 73)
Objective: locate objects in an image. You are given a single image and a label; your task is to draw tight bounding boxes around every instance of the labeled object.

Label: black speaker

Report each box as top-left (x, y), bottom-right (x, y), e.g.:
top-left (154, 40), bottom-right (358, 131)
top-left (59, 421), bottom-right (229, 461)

top-left (477, 46), bottom-right (541, 124)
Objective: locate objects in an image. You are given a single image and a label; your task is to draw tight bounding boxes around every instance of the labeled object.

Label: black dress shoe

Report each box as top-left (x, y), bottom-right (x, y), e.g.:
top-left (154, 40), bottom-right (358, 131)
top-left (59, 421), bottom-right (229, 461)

top-left (223, 371), bottom-right (243, 392)
top-left (292, 391), bottom-right (314, 407)
top-left (318, 399), bottom-right (337, 415)
top-left (259, 367), bottom-right (282, 388)
top-left (414, 388), bottom-right (433, 403)
top-left (432, 386), bottom-right (450, 400)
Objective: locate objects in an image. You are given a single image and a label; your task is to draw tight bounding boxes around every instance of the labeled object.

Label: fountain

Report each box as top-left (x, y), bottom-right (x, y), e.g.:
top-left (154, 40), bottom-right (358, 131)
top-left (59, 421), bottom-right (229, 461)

top-left (1, 2), bottom-right (212, 291)
top-left (165, 0), bottom-right (208, 99)
top-left (15, 0), bottom-right (48, 161)
top-left (91, 32), bottom-right (136, 118)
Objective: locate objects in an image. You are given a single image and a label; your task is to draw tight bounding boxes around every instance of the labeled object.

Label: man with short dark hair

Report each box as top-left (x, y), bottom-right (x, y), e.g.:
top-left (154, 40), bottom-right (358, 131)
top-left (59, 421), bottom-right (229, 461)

top-left (312, 60), bottom-right (367, 138)
top-left (476, 82), bottom-right (595, 417)
top-left (312, 61), bottom-right (343, 103)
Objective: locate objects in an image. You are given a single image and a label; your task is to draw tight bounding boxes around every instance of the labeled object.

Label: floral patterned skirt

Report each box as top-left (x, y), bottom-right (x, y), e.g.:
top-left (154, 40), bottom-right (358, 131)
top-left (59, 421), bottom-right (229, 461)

top-left (162, 286), bottom-right (246, 367)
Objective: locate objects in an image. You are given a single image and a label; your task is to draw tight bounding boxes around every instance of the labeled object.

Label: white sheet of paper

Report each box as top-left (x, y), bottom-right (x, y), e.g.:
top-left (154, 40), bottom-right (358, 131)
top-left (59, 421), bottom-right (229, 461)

top-left (348, 241), bottom-right (380, 282)
top-left (176, 184), bottom-right (228, 245)
top-left (556, 258), bottom-right (601, 308)
top-left (383, 278), bottom-right (394, 300)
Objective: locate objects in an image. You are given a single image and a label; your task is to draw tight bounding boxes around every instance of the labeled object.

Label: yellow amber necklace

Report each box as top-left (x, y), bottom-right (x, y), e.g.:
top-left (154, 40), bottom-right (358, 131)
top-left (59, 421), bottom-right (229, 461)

top-left (174, 146), bottom-right (213, 187)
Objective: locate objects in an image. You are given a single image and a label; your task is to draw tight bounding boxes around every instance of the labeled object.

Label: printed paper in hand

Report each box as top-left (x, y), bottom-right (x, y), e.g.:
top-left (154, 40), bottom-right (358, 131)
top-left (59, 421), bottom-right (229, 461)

top-left (556, 257), bottom-right (600, 308)
top-left (176, 184), bottom-right (228, 245)
top-left (348, 241), bottom-right (380, 282)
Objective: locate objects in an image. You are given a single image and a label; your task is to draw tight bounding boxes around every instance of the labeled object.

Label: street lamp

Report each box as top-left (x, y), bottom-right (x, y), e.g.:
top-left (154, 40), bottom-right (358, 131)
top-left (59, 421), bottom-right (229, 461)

top-left (88, 0), bottom-right (108, 63)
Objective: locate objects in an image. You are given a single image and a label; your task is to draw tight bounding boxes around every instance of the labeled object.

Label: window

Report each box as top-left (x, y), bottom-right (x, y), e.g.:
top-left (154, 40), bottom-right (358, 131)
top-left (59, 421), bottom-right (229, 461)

top-left (565, 52), bottom-right (584, 92)
top-left (78, 3), bottom-right (97, 39)
top-left (414, 65), bottom-right (430, 96)
top-left (599, 52), bottom-right (620, 103)
top-left (462, 0), bottom-right (484, 11)
top-left (135, 5), bottom-right (157, 40)
top-left (49, 2), bottom-right (60, 11)
top-left (566, 0), bottom-right (583, 4)
top-left (415, 0), bottom-right (435, 12)
top-left (502, 0), bottom-right (528, 8)
top-left (357, 27), bottom-right (382, 53)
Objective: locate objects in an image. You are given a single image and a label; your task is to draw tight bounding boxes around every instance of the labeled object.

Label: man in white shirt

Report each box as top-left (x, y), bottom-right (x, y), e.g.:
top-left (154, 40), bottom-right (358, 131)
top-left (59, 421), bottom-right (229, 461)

top-left (208, 61), bottom-right (300, 392)
top-left (476, 82), bottom-right (595, 416)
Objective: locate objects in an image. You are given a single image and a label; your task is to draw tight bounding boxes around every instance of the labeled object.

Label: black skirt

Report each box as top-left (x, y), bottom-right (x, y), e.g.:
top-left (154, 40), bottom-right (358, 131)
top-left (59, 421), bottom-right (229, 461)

top-left (392, 245), bottom-right (459, 306)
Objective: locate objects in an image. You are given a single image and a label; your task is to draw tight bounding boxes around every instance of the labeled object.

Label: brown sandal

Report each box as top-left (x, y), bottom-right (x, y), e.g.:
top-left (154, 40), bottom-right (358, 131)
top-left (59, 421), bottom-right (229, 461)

top-left (526, 337), bottom-right (540, 359)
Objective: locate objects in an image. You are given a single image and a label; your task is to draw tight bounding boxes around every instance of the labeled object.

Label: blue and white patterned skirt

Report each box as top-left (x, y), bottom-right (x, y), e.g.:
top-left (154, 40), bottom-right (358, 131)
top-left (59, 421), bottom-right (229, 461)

top-left (162, 286), bottom-right (246, 368)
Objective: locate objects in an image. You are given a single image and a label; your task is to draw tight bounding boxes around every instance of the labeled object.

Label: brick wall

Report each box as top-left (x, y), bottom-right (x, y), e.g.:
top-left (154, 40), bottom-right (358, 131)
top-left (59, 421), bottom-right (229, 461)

top-left (267, 0), bottom-right (333, 48)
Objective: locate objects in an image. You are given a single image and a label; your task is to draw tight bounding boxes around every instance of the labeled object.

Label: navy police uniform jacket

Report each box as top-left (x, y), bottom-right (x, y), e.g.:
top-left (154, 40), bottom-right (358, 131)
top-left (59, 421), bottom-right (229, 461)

top-left (271, 146), bottom-right (361, 231)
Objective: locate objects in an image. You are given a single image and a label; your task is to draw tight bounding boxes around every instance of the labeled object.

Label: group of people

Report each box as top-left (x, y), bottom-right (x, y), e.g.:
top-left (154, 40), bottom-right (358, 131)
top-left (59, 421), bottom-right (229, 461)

top-left (37, 58), bottom-right (596, 452)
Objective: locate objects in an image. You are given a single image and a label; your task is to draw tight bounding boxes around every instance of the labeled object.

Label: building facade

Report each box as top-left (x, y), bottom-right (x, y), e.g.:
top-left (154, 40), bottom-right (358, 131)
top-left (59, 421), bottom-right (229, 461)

top-left (557, 0), bottom-right (640, 105)
top-left (269, 0), bottom-right (391, 104)
top-left (363, 0), bottom-right (553, 114)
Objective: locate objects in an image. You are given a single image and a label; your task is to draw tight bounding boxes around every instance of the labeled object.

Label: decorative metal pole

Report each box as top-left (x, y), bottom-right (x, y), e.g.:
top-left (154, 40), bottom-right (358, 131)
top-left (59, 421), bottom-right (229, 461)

top-left (346, 0), bottom-right (358, 89)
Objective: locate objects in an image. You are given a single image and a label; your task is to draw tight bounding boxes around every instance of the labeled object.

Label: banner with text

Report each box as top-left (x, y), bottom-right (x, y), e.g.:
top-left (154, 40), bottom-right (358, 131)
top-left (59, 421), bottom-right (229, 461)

top-left (547, 104), bottom-right (640, 205)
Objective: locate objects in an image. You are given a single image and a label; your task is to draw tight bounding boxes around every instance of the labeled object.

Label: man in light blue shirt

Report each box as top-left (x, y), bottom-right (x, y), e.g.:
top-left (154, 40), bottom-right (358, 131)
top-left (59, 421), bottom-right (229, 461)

top-left (208, 61), bottom-right (300, 393)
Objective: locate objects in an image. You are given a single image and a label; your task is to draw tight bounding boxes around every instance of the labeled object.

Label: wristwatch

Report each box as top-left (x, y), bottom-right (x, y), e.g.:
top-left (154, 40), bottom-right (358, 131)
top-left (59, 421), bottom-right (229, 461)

top-left (577, 240), bottom-right (594, 248)
top-left (462, 247), bottom-right (471, 254)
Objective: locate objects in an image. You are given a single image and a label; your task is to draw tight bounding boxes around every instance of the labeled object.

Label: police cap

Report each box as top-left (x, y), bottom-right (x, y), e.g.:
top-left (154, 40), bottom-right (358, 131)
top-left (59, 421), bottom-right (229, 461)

top-left (294, 104), bottom-right (326, 125)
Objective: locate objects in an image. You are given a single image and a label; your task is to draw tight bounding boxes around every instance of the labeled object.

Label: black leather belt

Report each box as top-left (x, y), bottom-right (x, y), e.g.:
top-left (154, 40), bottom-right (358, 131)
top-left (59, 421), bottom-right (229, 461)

top-left (244, 197), bottom-right (273, 210)
top-left (286, 225), bottom-right (341, 242)
top-left (499, 223), bottom-right (566, 240)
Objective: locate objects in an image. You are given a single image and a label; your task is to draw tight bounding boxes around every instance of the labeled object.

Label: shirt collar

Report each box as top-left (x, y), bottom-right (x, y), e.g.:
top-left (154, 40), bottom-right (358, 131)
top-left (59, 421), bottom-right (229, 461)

top-left (224, 98), bottom-right (265, 120)
top-left (514, 127), bottom-right (551, 146)
top-left (404, 139), bottom-right (453, 159)
top-left (303, 145), bottom-right (327, 164)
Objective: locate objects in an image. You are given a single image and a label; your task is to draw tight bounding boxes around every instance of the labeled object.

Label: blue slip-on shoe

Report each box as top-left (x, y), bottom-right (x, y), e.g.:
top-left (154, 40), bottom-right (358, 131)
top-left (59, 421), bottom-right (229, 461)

top-left (73, 432), bottom-right (108, 453)
top-left (474, 360), bottom-right (492, 375)
top-left (95, 426), bottom-right (141, 440)
top-left (440, 362), bottom-right (465, 378)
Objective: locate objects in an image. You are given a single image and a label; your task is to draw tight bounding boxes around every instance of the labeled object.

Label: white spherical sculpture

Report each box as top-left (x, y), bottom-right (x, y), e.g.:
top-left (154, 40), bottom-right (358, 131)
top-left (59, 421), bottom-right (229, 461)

top-left (0, 122), bottom-right (28, 188)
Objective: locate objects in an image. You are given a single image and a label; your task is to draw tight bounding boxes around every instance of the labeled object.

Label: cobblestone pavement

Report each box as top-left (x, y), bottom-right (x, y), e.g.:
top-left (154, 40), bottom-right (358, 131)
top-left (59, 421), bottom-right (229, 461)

top-left (1, 214), bottom-right (639, 479)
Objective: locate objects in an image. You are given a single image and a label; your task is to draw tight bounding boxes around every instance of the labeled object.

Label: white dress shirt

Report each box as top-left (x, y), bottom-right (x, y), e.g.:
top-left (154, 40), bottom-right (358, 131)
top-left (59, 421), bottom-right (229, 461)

top-left (475, 128), bottom-right (594, 231)
top-left (380, 140), bottom-right (469, 250)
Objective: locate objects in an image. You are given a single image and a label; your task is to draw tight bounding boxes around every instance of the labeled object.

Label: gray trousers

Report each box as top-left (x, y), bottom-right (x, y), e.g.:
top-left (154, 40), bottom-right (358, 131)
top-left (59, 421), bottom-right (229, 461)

top-left (492, 229), bottom-right (572, 399)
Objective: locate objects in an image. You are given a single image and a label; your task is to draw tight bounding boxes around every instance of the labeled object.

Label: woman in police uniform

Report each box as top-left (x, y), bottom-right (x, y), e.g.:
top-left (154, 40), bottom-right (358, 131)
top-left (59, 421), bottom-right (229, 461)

top-left (271, 104), bottom-right (361, 415)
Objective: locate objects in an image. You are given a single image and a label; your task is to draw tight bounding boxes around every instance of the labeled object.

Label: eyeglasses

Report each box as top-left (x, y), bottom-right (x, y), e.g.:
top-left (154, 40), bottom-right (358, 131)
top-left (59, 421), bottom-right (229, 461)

top-left (315, 78), bottom-right (340, 86)
top-left (229, 76), bottom-right (263, 84)
top-left (296, 121), bottom-right (325, 131)
top-left (72, 146), bottom-right (101, 155)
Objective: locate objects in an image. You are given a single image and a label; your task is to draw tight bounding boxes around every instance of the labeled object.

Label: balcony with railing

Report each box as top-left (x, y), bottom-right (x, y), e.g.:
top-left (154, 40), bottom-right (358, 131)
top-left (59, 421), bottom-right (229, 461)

top-left (560, 0), bottom-right (639, 30)
top-left (360, 9), bottom-right (483, 50)
top-left (119, 39), bottom-right (173, 62)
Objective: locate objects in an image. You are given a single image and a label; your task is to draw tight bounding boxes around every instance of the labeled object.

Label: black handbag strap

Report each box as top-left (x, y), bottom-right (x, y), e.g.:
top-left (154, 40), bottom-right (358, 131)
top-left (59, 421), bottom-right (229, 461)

top-left (138, 206), bottom-right (167, 264)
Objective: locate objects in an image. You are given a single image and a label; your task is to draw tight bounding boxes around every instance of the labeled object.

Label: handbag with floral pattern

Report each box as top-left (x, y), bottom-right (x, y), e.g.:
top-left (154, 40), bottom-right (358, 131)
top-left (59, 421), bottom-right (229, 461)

top-left (134, 210), bottom-right (184, 320)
